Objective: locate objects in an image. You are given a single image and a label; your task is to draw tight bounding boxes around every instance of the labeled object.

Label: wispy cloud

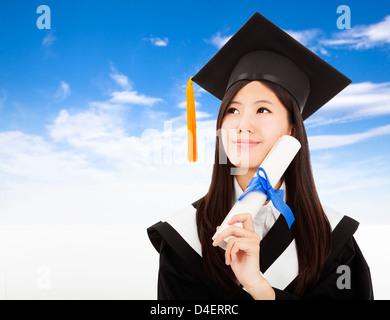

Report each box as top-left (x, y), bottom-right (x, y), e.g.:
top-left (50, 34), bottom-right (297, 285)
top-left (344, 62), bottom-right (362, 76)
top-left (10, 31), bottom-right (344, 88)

top-left (55, 81), bottom-right (71, 102)
top-left (109, 90), bottom-right (163, 106)
top-left (309, 124), bottom-right (390, 150)
top-left (285, 29), bottom-right (329, 55)
top-left (206, 31), bottom-right (232, 48)
top-left (1, 99), bottom-right (388, 224)
top-left (0, 130), bottom-right (101, 183)
top-left (48, 107), bottom-right (125, 149)
top-left (41, 31), bottom-right (58, 58)
top-left (106, 64), bottom-right (162, 106)
top-left (177, 100), bottom-right (204, 110)
top-left (287, 15), bottom-right (390, 52)
top-left (42, 31), bottom-right (57, 47)
top-left (1, 66), bottom-right (389, 226)
top-left (285, 29), bottom-right (322, 46)
top-left (0, 124), bottom-right (212, 225)
top-left (1, 79), bottom-right (389, 225)
top-left (321, 15), bottom-right (390, 50)
top-left (207, 15), bottom-right (390, 55)
top-left (143, 37), bottom-right (169, 47)
top-left (207, 28), bottom-right (327, 54)
top-left (306, 81), bottom-right (390, 127)
top-left (109, 64), bottom-right (132, 90)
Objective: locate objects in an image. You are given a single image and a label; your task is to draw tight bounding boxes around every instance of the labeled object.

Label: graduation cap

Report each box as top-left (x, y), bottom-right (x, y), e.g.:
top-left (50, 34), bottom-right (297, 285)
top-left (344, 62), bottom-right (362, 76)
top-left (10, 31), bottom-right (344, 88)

top-left (186, 12), bottom-right (351, 162)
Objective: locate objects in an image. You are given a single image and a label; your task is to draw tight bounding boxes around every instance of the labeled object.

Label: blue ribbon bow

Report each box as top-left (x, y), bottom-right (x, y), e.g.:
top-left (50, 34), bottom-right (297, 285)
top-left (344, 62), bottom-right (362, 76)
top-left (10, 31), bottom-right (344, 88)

top-left (237, 167), bottom-right (295, 228)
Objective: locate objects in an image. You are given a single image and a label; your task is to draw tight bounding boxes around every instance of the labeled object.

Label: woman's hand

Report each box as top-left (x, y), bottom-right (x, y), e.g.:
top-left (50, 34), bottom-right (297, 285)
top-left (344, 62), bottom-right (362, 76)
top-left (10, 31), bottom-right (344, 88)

top-left (212, 213), bottom-right (275, 300)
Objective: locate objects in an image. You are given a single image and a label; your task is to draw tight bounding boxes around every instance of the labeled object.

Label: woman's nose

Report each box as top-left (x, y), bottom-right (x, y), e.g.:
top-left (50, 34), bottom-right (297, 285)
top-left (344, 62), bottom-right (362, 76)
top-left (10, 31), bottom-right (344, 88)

top-left (237, 113), bottom-right (255, 133)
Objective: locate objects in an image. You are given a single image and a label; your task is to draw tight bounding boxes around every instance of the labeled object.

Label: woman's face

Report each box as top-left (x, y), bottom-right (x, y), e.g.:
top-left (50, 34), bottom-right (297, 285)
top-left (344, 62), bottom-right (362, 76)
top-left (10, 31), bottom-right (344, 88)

top-left (221, 81), bottom-right (293, 172)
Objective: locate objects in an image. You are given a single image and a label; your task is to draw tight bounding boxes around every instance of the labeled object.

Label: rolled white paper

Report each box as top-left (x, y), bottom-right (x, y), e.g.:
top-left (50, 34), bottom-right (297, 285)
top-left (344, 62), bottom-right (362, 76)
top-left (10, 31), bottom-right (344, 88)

top-left (212, 135), bottom-right (301, 250)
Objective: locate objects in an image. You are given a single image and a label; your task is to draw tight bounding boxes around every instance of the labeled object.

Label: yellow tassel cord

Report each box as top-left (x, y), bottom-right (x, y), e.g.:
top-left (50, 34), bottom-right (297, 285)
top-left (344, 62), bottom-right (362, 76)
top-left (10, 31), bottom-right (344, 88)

top-left (186, 77), bottom-right (197, 162)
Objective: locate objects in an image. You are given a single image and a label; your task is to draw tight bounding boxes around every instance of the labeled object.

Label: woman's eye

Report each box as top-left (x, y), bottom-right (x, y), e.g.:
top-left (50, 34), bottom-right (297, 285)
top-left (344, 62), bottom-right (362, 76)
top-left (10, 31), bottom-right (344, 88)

top-left (227, 107), bottom-right (239, 114)
top-left (257, 107), bottom-right (270, 114)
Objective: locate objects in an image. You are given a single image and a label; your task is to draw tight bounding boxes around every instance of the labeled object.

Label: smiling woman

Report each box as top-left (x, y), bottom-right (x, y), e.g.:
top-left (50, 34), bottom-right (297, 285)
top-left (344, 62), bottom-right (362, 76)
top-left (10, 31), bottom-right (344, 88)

top-left (220, 81), bottom-right (293, 183)
top-left (196, 77), bottom-right (337, 298)
top-left (147, 12), bottom-right (373, 300)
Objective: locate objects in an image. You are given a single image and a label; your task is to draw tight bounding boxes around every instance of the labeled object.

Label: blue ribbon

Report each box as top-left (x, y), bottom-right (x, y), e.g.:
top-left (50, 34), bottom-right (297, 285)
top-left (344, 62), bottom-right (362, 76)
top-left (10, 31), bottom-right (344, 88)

top-left (237, 168), bottom-right (295, 228)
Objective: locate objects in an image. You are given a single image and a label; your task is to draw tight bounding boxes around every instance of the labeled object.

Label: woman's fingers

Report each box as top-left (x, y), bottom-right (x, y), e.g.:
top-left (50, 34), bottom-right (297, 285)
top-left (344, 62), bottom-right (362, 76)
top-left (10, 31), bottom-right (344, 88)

top-left (231, 239), bottom-right (260, 262)
top-left (228, 213), bottom-right (255, 232)
top-left (225, 236), bottom-right (260, 265)
top-left (224, 237), bottom-right (234, 265)
top-left (213, 224), bottom-right (256, 247)
top-left (224, 236), bottom-right (241, 265)
top-left (213, 213), bottom-right (257, 247)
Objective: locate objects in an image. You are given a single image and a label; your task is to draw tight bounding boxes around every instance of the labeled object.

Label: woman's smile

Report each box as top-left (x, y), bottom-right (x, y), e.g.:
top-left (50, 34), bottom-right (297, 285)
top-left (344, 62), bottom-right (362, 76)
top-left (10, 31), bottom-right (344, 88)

top-left (235, 139), bottom-right (261, 148)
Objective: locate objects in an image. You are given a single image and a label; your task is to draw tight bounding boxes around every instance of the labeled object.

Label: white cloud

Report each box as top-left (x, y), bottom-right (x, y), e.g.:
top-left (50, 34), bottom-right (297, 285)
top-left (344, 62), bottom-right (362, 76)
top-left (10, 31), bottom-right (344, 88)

top-left (196, 111), bottom-right (213, 119)
top-left (42, 31), bottom-right (57, 47)
top-left (206, 32), bottom-right (232, 48)
top-left (1, 95), bottom-right (389, 225)
top-left (285, 29), bottom-right (321, 46)
top-left (0, 102), bottom-right (215, 224)
top-left (2, 104), bottom-right (389, 225)
top-left (143, 37), bottom-right (169, 47)
top-left (109, 65), bottom-right (132, 90)
top-left (207, 15), bottom-right (390, 55)
top-left (284, 28), bottom-right (329, 55)
top-left (110, 90), bottom-right (163, 106)
top-left (47, 105), bottom-right (163, 171)
top-left (306, 81), bottom-right (390, 127)
top-left (49, 107), bottom-right (124, 146)
top-left (106, 64), bottom-right (162, 107)
top-left (0, 130), bottom-right (104, 184)
top-left (309, 124), bottom-right (390, 150)
top-left (207, 28), bottom-right (326, 54)
top-left (1, 67), bottom-right (389, 227)
top-left (177, 100), bottom-right (202, 109)
top-left (312, 154), bottom-right (390, 224)
top-left (320, 15), bottom-right (390, 49)
top-left (55, 81), bottom-right (71, 102)
top-left (177, 100), bottom-right (213, 119)
top-left (286, 15), bottom-right (390, 53)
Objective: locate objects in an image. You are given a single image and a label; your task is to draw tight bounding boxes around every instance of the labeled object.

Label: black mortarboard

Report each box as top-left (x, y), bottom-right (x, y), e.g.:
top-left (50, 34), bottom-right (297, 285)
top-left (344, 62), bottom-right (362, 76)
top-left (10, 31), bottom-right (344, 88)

top-left (186, 12), bottom-right (351, 162)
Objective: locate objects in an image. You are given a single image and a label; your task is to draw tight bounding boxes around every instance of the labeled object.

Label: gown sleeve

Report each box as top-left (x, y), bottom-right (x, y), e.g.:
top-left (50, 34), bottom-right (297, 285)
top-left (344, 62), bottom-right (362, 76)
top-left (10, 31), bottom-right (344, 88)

top-left (273, 236), bottom-right (374, 300)
top-left (157, 239), bottom-right (211, 299)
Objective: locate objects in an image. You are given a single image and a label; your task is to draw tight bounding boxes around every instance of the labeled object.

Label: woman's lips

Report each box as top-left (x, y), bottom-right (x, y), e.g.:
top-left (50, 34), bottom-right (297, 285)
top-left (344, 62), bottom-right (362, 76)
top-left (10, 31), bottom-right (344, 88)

top-left (235, 139), bottom-right (261, 147)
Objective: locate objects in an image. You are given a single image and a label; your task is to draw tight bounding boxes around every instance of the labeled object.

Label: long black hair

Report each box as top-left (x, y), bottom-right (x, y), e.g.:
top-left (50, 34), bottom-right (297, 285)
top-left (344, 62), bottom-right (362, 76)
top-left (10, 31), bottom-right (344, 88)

top-left (196, 80), bottom-right (332, 297)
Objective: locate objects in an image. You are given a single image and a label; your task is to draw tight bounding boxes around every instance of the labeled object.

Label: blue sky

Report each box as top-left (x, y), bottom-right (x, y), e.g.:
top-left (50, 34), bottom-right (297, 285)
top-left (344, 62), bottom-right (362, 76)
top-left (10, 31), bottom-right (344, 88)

top-left (0, 0), bottom-right (390, 225)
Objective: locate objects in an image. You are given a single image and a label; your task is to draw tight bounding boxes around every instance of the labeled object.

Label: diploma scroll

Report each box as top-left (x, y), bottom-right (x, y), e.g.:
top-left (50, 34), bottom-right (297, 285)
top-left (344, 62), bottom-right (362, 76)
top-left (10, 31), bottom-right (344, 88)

top-left (212, 135), bottom-right (301, 250)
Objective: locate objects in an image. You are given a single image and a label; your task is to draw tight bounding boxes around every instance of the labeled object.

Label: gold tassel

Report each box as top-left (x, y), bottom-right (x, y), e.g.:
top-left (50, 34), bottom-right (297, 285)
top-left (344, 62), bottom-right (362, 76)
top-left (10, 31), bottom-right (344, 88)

top-left (186, 77), bottom-right (197, 162)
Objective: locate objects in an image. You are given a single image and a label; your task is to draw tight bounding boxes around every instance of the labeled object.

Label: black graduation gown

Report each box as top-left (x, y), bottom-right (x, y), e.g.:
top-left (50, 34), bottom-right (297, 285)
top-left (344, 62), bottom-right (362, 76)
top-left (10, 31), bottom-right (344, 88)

top-left (147, 199), bottom-right (374, 300)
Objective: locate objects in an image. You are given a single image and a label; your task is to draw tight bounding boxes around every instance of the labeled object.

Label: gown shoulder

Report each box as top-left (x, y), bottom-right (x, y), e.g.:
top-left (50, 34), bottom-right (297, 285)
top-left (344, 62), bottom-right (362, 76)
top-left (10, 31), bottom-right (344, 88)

top-left (275, 235), bottom-right (374, 300)
top-left (147, 202), bottom-right (374, 300)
